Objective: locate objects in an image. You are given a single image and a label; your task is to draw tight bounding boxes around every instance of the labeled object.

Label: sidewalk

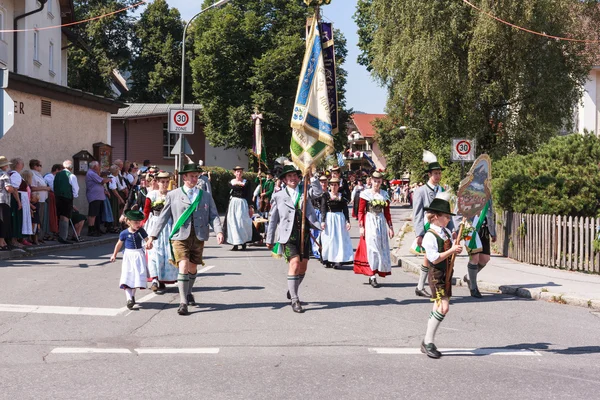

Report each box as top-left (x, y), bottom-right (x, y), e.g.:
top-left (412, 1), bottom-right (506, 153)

top-left (0, 234), bottom-right (118, 261)
top-left (391, 217), bottom-right (600, 311)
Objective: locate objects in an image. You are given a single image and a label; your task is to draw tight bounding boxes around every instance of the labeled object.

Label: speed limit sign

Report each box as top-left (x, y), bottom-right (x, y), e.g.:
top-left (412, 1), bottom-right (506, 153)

top-left (451, 138), bottom-right (476, 161)
top-left (168, 109), bottom-right (195, 134)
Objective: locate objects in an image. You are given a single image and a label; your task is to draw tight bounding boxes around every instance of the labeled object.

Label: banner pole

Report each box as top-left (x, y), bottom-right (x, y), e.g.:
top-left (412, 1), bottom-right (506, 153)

top-left (299, 173), bottom-right (310, 260)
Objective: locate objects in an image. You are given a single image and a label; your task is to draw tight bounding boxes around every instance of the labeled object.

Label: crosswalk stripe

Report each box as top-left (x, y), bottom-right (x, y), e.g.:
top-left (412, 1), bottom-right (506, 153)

top-left (51, 348), bottom-right (131, 354)
top-left (134, 348), bottom-right (220, 354)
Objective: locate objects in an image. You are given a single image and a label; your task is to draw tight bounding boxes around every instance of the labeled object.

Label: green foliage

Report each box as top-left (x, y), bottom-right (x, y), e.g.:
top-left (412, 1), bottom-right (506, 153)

top-left (127, 0), bottom-right (188, 103)
top-left (356, 0), bottom-right (600, 178)
top-left (190, 0), bottom-right (350, 162)
top-left (493, 134), bottom-right (600, 217)
top-left (204, 167), bottom-right (258, 212)
top-left (68, 0), bottom-right (140, 96)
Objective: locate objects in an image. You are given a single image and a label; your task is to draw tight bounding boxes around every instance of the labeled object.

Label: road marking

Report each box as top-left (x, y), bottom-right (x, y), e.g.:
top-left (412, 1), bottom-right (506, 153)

top-left (0, 304), bottom-right (123, 317)
top-left (135, 348), bottom-right (220, 354)
top-left (51, 348), bottom-right (131, 354)
top-left (0, 266), bottom-right (217, 317)
top-left (369, 348), bottom-right (541, 356)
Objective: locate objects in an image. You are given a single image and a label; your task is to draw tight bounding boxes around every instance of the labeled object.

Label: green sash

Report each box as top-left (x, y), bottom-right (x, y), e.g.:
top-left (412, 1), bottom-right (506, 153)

top-left (169, 187), bottom-right (204, 263)
top-left (468, 200), bottom-right (490, 249)
top-left (271, 189), bottom-right (302, 258)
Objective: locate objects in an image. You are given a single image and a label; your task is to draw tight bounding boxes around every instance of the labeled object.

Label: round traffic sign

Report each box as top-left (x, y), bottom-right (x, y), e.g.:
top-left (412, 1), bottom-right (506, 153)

top-left (456, 140), bottom-right (471, 156)
top-left (173, 111), bottom-right (189, 127)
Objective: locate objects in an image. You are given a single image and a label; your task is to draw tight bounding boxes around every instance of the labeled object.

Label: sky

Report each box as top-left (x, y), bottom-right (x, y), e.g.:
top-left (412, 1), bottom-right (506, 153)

top-left (139, 0), bottom-right (388, 114)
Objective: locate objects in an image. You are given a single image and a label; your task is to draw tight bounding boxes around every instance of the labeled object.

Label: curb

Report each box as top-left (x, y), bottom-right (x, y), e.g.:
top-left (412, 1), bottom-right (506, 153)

top-left (0, 235), bottom-right (118, 261)
top-left (394, 252), bottom-right (600, 312)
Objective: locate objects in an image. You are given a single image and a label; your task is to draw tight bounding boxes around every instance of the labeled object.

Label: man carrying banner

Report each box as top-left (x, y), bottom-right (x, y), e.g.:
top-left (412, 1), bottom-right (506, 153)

top-left (412, 151), bottom-right (455, 297)
top-left (146, 162), bottom-right (224, 316)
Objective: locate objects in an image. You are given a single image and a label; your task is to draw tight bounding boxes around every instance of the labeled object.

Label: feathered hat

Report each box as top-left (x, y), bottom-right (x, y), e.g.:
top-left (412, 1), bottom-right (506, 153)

top-left (424, 191), bottom-right (455, 216)
top-left (423, 150), bottom-right (444, 172)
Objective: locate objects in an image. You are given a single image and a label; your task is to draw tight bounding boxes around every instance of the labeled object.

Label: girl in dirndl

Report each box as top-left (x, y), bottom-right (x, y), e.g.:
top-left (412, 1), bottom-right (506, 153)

top-left (353, 171), bottom-right (394, 288)
top-left (223, 166), bottom-right (253, 251)
top-left (110, 210), bottom-right (152, 310)
top-left (143, 172), bottom-right (177, 292)
top-left (320, 177), bottom-right (353, 268)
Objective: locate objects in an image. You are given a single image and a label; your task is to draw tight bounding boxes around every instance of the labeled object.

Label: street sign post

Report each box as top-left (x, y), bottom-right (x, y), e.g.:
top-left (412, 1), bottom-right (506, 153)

top-left (451, 138), bottom-right (476, 179)
top-left (168, 109), bottom-right (194, 134)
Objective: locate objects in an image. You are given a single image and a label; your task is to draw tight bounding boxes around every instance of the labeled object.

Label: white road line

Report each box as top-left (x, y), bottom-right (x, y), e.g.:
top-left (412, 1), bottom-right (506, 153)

top-left (369, 348), bottom-right (541, 356)
top-left (134, 348), bottom-right (220, 354)
top-left (198, 265), bottom-right (215, 274)
top-left (51, 348), bottom-right (131, 354)
top-left (0, 304), bottom-right (123, 317)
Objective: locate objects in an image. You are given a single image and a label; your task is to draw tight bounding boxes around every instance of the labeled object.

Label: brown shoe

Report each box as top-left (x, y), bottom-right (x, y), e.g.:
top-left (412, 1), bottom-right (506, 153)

top-left (177, 303), bottom-right (189, 315)
top-left (291, 300), bottom-right (304, 313)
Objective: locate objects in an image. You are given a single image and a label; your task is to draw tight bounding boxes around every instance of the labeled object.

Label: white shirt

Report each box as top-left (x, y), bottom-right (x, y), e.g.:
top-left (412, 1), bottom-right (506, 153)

top-left (116, 173), bottom-right (127, 191)
top-left (108, 175), bottom-right (118, 190)
top-left (422, 223), bottom-right (451, 264)
top-left (31, 170), bottom-right (49, 202)
top-left (9, 170), bottom-right (23, 190)
top-left (286, 186), bottom-right (300, 205)
top-left (183, 185), bottom-right (198, 202)
top-left (44, 173), bottom-right (55, 190)
top-left (68, 172), bottom-right (79, 198)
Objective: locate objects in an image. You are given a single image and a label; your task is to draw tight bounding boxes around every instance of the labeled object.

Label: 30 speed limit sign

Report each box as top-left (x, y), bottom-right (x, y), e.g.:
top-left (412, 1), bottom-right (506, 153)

top-left (168, 109), bottom-right (194, 134)
top-left (451, 138), bottom-right (476, 161)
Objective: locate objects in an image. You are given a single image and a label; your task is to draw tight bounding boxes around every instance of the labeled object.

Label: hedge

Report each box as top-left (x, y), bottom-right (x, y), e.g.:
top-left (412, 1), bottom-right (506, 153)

top-left (204, 167), bottom-right (258, 213)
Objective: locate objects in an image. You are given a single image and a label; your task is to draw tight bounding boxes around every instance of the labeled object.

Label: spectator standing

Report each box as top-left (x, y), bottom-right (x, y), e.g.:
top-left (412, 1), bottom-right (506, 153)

top-left (54, 161), bottom-right (76, 244)
top-left (19, 170), bottom-right (35, 244)
top-left (44, 164), bottom-right (62, 239)
top-left (8, 158), bottom-right (26, 247)
top-left (29, 159), bottom-right (51, 243)
top-left (0, 157), bottom-right (13, 250)
top-left (86, 161), bottom-right (111, 237)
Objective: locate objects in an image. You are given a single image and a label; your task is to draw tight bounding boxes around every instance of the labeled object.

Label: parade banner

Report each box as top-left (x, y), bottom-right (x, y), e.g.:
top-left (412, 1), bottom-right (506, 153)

top-left (319, 22), bottom-right (338, 134)
top-left (290, 17), bottom-right (335, 174)
top-left (457, 154), bottom-right (492, 219)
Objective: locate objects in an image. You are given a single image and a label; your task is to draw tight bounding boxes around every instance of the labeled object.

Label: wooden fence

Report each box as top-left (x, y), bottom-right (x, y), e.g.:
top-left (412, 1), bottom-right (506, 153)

top-left (494, 211), bottom-right (600, 273)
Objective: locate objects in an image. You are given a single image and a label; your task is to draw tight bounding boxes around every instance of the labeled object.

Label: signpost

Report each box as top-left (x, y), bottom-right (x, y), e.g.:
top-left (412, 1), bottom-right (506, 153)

top-left (168, 109), bottom-right (194, 135)
top-left (0, 68), bottom-right (14, 139)
top-left (451, 138), bottom-right (476, 179)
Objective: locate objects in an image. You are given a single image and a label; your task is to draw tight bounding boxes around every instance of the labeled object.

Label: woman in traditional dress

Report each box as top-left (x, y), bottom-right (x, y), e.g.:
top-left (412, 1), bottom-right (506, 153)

top-left (107, 165), bottom-right (125, 233)
top-left (223, 166), bottom-right (253, 251)
top-left (143, 172), bottom-right (177, 292)
top-left (311, 175), bottom-right (329, 260)
top-left (320, 177), bottom-right (353, 269)
top-left (353, 171), bottom-right (394, 287)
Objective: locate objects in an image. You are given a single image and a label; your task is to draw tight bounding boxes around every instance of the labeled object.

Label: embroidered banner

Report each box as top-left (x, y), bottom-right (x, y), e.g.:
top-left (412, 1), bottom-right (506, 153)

top-left (319, 22), bottom-right (338, 134)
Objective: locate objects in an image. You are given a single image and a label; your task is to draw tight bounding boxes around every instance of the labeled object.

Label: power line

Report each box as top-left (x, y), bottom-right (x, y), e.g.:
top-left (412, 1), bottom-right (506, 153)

top-left (1, 0), bottom-right (148, 33)
top-left (462, 0), bottom-right (600, 44)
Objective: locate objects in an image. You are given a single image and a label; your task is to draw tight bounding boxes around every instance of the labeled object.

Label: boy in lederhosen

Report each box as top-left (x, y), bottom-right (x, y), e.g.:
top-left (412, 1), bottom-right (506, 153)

top-left (420, 193), bottom-right (462, 359)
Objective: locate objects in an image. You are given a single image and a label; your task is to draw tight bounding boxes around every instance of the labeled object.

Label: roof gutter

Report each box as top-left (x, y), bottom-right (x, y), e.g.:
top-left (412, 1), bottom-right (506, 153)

top-left (14, 0), bottom-right (48, 74)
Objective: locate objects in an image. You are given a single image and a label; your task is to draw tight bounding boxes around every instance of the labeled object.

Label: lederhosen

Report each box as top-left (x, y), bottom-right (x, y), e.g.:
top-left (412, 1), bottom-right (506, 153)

top-left (283, 191), bottom-right (310, 262)
top-left (479, 218), bottom-right (491, 255)
top-left (427, 228), bottom-right (453, 300)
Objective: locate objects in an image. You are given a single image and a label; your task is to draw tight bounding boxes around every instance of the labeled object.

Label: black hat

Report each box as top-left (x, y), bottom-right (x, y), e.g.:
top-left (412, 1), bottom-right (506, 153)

top-left (423, 198), bottom-right (455, 216)
top-left (181, 163), bottom-right (202, 174)
top-left (124, 210), bottom-right (145, 221)
top-left (265, 170), bottom-right (272, 175)
top-left (279, 165), bottom-right (301, 180)
top-left (425, 162), bottom-right (444, 173)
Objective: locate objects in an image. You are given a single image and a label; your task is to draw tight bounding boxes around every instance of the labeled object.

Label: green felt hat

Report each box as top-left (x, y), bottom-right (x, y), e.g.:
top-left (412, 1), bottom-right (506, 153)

top-left (181, 163), bottom-right (202, 174)
top-left (279, 165), bottom-right (301, 180)
top-left (423, 198), bottom-right (455, 216)
top-left (425, 161), bottom-right (444, 173)
top-left (124, 210), bottom-right (145, 221)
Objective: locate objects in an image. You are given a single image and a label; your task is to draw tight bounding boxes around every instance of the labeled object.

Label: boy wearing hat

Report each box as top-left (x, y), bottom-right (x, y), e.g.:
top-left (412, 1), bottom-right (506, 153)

top-left (266, 165), bottom-right (322, 313)
top-left (146, 163), bottom-right (224, 316)
top-left (420, 193), bottom-right (462, 359)
top-left (412, 151), bottom-right (455, 297)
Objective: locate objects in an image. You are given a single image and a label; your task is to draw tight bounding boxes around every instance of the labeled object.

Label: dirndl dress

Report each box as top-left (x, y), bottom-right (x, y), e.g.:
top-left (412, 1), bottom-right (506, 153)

top-left (144, 191), bottom-right (177, 283)
top-left (224, 180), bottom-right (253, 245)
top-left (320, 194), bottom-right (353, 264)
top-left (119, 249), bottom-right (148, 289)
top-left (353, 190), bottom-right (392, 277)
top-left (20, 191), bottom-right (33, 235)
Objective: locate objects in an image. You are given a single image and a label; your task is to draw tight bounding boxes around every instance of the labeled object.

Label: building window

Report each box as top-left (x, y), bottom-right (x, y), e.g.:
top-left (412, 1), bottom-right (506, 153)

top-left (163, 123), bottom-right (177, 159)
top-left (33, 31), bottom-right (40, 62)
top-left (41, 100), bottom-right (51, 117)
top-left (49, 42), bottom-right (54, 72)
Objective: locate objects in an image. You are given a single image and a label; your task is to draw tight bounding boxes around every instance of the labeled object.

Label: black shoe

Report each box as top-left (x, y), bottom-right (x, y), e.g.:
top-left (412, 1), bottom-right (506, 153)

top-left (241, 243), bottom-right (247, 250)
top-left (325, 262), bottom-right (333, 268)
top-left (291, 300), bottom-right (304, 313)
top-left (231, 245), bottom-right (239, 251)
top-left (286, 290), bottom-right (291, 300)
top-left (333, 263), bottom-right (341, 270)
top-left (463, 274), bottom-right (470, 286)
top-left (369, 277), bottom-right (380, 288)
top-left (151, 281), bottom-right (158, 292)
top-left (470, 288), bottom-right (483, 298)
top-left (421, 341), bottom-right (442, 359)
top-left (177, 303), bottom-right (189, 315)
top-left (126, 300), bottom-right (135, 310)
top-left (57, 237), bottom-right (73, 244)
top-left (159, 282), bottom-right (166, 290)
top-left (415, 288), bottom-right (431, 297)
top-left (187, 294), bottom-right (196, 306)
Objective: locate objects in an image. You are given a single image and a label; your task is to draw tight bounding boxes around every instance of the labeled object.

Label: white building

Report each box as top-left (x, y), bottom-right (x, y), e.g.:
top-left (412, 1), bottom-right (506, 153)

top-left (575, 67), bottom-right (600, 135)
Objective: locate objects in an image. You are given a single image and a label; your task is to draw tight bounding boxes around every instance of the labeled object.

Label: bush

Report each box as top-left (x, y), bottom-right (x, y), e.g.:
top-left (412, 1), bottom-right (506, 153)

top-left (493, 133), bottom-right (600, 217)
top-left (204, 167), bottom-right (258, 213)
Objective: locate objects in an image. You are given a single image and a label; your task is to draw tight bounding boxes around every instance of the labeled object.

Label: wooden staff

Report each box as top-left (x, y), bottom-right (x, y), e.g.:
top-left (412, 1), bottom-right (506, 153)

top-left (446, 217), bottom-right (466, 294)
top-left (299, 173), bottom-right (310, 259)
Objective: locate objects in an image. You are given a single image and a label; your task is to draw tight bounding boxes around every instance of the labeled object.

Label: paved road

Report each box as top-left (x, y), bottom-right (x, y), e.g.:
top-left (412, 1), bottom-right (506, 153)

top-left (1, 206), bottom-right (599, 399)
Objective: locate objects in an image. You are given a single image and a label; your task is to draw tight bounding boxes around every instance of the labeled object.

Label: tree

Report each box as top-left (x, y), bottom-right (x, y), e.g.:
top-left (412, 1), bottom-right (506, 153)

top-left (68, 1), bottom-right (140, 97)
top-left (356, 0), bottom-right (600, 182)
top-left (127, 0), bottom-right (187, 103)
top-left (190, 0), bottom-right (350, 161)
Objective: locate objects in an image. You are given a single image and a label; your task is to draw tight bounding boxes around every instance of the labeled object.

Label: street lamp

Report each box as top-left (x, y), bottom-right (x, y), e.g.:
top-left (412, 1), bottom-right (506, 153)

top-left (178, 0), bottom-right (232, 177)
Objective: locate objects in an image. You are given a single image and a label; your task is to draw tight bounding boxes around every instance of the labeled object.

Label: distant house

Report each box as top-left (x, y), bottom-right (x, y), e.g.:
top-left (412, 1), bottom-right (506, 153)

top-left (345, 113), bottom-right (387, 171)
top-left (111, 104), bottom-right (248, 171)
top-left (575, 67), bottom-right (600, 135)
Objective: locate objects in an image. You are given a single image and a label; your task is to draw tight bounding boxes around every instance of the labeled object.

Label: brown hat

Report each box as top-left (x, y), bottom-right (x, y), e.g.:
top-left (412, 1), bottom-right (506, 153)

top-left (156, 171), bottom-right (170, 179)
top-left (329, 177), bottom-right (341, 184)
top-left (371, 171), bottom-right (384, 179)
top-left (331, 166), bottom-right (341, 173)
top-left (233, 166), bottom-right (244, 171)
top-left (319, 175), bottom-right (328, 182)
top-left (0, 156), bottom-right (11, 168)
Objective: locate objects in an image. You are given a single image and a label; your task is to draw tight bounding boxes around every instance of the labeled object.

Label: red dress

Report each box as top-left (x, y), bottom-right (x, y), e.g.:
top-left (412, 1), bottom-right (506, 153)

top-left (353, 195), bottom-right (393, 277)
